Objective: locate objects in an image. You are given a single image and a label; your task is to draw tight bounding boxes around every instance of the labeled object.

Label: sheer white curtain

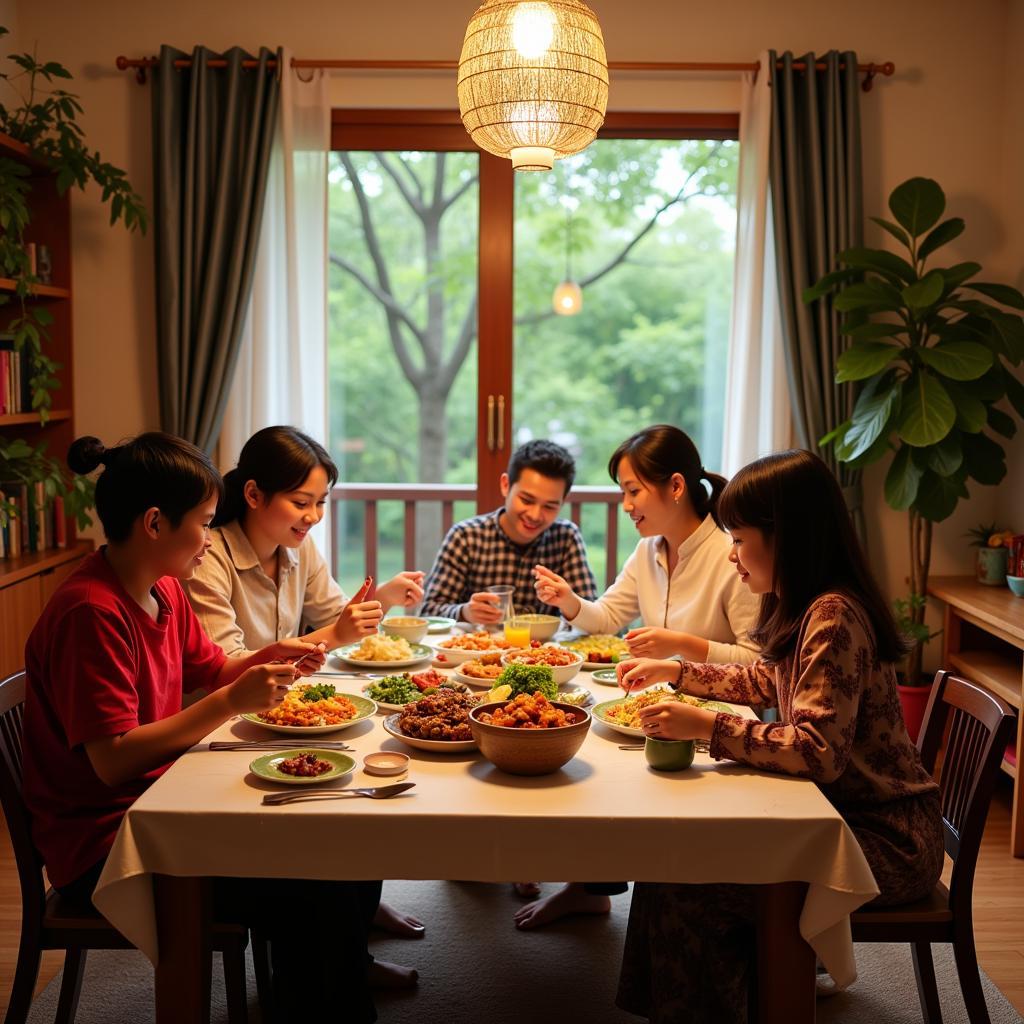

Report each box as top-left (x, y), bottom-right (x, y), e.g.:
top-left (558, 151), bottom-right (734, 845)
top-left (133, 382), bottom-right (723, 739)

top-left (221, 53), bottom-right (331, 555)
top-left (721, 52), bottom-right (790, 477)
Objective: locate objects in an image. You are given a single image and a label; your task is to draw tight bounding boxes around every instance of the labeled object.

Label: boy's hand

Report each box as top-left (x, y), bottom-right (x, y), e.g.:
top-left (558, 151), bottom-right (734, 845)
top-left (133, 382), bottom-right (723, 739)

top-left (227, 663), bottom-right (297, 714)
top-left (266, 638), bottom-right (327, 675)
top-left (377, 571), bottom-right (425, 609)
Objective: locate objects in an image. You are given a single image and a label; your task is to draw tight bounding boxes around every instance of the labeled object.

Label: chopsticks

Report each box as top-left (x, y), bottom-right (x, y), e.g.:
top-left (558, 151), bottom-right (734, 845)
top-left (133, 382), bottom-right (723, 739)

top-left (208, 740), bottom-right (354, 752)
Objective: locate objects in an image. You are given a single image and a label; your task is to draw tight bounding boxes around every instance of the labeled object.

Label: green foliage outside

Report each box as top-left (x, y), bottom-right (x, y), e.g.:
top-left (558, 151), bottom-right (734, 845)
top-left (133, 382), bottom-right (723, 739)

top-left (327, 139), bottom-right (738, 594)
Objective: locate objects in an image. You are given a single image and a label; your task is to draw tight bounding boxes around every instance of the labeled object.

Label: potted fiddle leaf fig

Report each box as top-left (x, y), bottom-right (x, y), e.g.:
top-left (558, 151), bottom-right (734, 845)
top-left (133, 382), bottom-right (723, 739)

top-left (804, 176), bottom-right (1024, 686)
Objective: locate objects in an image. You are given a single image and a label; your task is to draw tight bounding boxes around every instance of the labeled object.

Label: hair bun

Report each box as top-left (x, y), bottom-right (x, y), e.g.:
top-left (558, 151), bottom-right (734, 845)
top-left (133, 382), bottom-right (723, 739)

top-left (67, 435), bottom-right (108, 475)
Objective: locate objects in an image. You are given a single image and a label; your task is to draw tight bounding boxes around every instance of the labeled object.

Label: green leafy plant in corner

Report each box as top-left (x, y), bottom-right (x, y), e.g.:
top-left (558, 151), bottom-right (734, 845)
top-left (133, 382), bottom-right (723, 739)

top-left (804, 177), bottom-right (1024, 682)
top-left (0, 26), bottom-right (146, 530)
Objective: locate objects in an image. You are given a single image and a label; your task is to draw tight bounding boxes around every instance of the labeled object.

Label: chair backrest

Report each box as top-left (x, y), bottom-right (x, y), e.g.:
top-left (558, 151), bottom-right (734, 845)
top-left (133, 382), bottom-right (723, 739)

top-left (916, 670), bottom-right (1016, 919)
top-left (0, 671), bottom-right (47, 925)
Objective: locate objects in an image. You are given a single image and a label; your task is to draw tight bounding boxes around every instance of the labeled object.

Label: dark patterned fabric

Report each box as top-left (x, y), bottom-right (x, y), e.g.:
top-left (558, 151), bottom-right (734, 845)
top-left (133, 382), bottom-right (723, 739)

top-left (420, 509), bottom-right (597, 621)
top-left (618, 882), bottom-right (755, 1024)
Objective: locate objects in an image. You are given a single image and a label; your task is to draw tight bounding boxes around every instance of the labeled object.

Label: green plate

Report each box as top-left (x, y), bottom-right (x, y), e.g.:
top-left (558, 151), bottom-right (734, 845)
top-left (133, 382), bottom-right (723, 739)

top-left (591, 669), bottom-right (622, 687)
top-left (425, 616), bottom-right (458, 634)
top-left (591, 697), bottom-right (645, 738)
top-left (241, 692), bottom-right (377, 735)
top-left (333, 642), bottom-right (434, 669)
top-left (249, 748), bottom-right (356, 785)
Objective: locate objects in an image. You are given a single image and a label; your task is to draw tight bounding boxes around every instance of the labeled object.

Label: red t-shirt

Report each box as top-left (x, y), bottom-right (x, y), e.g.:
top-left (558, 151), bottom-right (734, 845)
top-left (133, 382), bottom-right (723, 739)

top-left (22, 550), bottom-right (227, 888)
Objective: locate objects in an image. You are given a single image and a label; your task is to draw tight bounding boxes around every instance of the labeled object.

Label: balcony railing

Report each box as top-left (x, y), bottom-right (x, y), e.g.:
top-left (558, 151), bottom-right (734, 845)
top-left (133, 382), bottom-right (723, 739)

top-left (329, 483), bottom-right (624, 588)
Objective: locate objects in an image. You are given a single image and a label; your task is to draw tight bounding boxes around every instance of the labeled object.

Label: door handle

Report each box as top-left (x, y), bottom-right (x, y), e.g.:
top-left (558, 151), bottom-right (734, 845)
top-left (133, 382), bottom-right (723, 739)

top-left (497, 395), bottom-right (505, 451)
top-left (487, 395), bottom-right (496, 452)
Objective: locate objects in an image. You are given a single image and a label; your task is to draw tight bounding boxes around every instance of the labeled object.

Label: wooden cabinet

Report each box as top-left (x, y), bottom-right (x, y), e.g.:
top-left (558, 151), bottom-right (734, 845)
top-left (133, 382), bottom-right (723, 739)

top-left (929, 576), bottom-right (1024, 856)
top-left (0, 542), bottom-right (91, 677)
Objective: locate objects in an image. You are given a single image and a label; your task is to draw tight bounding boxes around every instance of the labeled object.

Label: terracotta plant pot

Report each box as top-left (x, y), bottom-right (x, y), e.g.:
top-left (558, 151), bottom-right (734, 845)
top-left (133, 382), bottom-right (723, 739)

top-left (897, 681), bottom-right (932, 743)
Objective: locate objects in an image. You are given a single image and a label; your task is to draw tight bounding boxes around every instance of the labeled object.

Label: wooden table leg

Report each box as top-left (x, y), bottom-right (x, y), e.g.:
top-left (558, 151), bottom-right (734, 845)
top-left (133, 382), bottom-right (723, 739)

top-left (755, 881), bottom-right (816, 1024)
top-left (153, 874), bottom-right (212, 1024)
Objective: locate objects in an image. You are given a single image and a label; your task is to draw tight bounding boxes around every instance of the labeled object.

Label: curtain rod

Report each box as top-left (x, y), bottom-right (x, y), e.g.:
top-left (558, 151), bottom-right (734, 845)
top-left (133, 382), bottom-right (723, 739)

top-left (114, 56), bottom-right (895, 91)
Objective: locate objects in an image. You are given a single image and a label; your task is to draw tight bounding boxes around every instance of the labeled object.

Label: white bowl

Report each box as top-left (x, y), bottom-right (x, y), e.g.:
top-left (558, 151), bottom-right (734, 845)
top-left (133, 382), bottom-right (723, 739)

top-left (431, 636), bottom-right (511, 666)
top-left (380, 616), bottom-right (429, 643)
top-left (511, 614), bottom-right (562, 642)
top-left (500, 646), bottom-right (584, 685)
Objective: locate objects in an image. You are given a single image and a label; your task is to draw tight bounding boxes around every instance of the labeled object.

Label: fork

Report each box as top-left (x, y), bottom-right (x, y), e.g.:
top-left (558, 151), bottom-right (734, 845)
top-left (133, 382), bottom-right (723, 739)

top-left (262, 782), bottom-right (415, 805)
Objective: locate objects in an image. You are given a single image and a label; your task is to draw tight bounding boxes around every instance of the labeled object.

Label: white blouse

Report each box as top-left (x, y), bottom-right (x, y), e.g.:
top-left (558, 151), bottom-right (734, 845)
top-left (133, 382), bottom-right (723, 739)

top-left (570, 515), bottom-right (760, 665)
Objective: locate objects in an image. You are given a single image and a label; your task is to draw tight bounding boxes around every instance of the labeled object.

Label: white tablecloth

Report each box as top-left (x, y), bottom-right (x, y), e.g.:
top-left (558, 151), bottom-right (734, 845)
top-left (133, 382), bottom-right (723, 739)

top-left (94, 654), bottom-right (879, 987)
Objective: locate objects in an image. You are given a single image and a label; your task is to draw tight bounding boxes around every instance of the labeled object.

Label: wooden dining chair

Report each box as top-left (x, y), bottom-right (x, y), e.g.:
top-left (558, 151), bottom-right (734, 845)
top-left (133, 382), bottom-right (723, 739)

top-left (850, 670), bottom-right (1017, 1024)
top-left (0, 670), bottom-right (255, 1024)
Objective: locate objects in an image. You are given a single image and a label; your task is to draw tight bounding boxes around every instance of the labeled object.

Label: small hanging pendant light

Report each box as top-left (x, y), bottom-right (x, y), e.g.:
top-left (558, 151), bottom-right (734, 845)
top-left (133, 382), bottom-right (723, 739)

top-left (552, 203), bottom-right (582, 315)
top-left (457, 0), bottom-right (609, 172)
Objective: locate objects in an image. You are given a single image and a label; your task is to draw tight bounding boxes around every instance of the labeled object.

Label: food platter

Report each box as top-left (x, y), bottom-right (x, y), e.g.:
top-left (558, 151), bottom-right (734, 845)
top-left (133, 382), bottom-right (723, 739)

top-left (557, 634), bottom-right (630, 670)
top-left (360, 678), bottom-right (470, 713)
top-left (591, 698), bottom-right (646, 738)
top-left (333, 642), bottom-right (434, 669)
top-left (382, 713), bottom-right (478, 753)
top-left (240, 693), bottom-right (377, 735)
top-left (248, 749), bottom-right (356, 785)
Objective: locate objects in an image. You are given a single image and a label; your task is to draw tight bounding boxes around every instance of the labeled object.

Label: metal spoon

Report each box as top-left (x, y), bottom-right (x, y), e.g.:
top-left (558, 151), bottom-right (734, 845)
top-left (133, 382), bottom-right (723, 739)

top-left (262, 782), bottom-right (415, 805)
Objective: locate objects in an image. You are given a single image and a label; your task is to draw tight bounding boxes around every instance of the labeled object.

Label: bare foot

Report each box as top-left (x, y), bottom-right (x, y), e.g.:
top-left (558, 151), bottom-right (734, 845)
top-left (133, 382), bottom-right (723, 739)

top-left (513, 881), bottom-right (541, 899)
top-left (368, 959), bottom-right (419, 990)
top-left (513, 883), bottom-right (611, 930)
top-left (373, 900), bottom-right (425, 938)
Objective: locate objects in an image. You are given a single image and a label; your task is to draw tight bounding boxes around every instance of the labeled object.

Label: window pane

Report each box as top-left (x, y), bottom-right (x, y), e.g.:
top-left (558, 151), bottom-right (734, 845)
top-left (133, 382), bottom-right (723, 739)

top-left (512, 139), bottom-right (738, 578)
top-left (327, 151), bottom-right (480, 586)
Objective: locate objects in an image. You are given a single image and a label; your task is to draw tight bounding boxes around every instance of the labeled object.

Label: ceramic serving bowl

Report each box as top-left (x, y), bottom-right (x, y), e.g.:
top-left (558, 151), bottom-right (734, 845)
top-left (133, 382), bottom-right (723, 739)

top-left (510, 613), bottom-right (562, 641)
top-left (500, 647), bottom-right (584, 685)
top-left (380, 616), bottom-right (430, 643)
top-left (469, 701), bottom-right (591, 776)
top-left (1007, 575), bottom-right (1024, 597)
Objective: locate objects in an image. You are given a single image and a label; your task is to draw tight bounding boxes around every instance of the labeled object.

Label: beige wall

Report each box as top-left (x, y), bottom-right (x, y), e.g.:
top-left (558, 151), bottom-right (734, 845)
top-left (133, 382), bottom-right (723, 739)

top-left (13, 0), bottom-right (1022, 622)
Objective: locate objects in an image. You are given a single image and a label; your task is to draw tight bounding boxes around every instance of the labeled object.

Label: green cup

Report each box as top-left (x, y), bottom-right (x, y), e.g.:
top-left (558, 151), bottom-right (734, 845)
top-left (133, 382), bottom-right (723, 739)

top-left (644, 737), bottom-right (695, 771)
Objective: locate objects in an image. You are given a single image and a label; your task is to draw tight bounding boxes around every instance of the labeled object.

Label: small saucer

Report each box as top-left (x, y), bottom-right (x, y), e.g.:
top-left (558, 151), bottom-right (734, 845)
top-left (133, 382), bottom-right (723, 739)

top-left (363, 751), bottom-right (411, 777)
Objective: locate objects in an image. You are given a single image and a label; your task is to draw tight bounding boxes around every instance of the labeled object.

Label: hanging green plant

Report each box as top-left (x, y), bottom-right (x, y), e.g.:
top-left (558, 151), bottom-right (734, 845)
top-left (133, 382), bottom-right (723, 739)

top-left (0, 27), bottom-right (146, 532)
top-left (804, 176), bottom-right (1024, 681)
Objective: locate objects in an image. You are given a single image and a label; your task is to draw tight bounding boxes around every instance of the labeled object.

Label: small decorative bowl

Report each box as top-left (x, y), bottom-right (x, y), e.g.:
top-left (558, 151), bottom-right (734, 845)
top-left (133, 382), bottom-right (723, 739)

top-left (1007, 575), bottom-right (1024, 597)
top-left (380, 617), bottom-right (429, 643)
top-left (363, 751), bottom-right (411, 777)
top-left (469, 701), bottom-right (591, 776)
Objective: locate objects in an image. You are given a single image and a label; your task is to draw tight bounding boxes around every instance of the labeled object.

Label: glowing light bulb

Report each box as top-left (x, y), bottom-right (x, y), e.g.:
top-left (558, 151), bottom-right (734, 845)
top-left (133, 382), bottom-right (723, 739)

top-left (512, 3), bottom-right (556, 59)
top-left (552, 280), bottom-right (583, 315)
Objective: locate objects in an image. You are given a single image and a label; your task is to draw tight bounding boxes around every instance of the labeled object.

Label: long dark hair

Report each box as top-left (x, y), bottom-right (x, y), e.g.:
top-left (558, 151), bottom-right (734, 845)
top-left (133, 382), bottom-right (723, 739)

top-left (216, 426), bottom-right (339, 526)
top-left (607, 424), bottom-right (727, 527)
top-left (67, 433), bottom-right (222, 543)
top-left (718, 449), bottom-right (908, 663)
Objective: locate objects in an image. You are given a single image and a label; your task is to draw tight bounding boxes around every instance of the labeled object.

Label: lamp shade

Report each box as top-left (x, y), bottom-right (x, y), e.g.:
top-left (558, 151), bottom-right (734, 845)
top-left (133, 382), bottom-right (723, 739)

top-left (552, 279), bottom-right (583, 315)
top-left (457, 0), bottom-right (609, 171)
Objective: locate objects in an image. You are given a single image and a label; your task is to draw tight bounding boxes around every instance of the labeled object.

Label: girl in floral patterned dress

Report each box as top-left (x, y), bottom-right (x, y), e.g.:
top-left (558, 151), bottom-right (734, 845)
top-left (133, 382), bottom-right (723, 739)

top-left (615, 449), bottom-right (944, 1024)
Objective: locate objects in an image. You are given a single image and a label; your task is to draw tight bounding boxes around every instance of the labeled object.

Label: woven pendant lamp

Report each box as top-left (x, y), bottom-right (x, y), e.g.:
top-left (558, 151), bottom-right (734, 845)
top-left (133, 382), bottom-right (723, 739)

top-left (457, 0), bottom-right (609, 171)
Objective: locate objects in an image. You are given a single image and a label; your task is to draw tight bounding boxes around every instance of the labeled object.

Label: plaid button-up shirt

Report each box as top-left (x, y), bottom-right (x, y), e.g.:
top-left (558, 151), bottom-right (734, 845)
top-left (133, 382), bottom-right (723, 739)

top-left (421, 509), bottom-right (598, 621)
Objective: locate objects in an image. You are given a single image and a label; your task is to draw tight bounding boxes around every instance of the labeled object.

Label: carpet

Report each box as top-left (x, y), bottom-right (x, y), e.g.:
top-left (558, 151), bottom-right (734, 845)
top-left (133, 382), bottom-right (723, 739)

top-left (24, 879), bottom-right (1023, 1023)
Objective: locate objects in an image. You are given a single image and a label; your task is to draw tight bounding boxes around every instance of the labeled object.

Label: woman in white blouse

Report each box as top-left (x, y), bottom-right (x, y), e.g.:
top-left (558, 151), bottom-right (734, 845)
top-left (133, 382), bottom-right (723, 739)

top-left (185, 425), bottom-right (425, 985)
top-left (515, 424), bottom-right (759, 930)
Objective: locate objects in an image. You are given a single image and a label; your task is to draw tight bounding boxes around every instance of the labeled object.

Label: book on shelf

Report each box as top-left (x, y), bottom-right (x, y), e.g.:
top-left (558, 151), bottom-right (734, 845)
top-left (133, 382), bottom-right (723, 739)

top-left (0, 334), bottom-right (31, 416)
top-left (0, 482), bottom-right (68, 561)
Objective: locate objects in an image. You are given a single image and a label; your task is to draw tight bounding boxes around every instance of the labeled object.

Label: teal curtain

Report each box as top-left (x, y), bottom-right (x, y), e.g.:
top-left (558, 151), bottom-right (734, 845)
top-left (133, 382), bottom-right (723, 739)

top-left (151, 45), bottom-right (280, 451)
top-left (769, 50), bottom-right (866, 540)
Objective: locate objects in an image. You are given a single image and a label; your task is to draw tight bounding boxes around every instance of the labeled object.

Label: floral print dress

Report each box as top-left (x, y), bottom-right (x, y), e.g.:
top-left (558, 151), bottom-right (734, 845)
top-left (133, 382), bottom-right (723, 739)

top-left (617, 592), bottom-right (944, 1023)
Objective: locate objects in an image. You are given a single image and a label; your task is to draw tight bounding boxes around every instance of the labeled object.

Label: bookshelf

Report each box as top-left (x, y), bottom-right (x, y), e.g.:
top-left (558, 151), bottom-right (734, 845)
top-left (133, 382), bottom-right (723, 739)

top-left (928, 576), bottom-right (1024, 856)
top-left (0, 130), bottom-right (91, 675)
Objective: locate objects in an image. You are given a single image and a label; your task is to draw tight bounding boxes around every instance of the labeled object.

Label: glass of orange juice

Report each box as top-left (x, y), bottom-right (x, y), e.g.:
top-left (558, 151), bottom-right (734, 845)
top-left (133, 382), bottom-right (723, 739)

top-left (504, 619), bottom-right (531, 647)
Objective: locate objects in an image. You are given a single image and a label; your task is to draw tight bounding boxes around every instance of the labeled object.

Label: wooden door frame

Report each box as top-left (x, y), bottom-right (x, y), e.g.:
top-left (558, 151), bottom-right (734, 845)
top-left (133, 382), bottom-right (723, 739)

top-left (331, 109), bottom-right (740, 513)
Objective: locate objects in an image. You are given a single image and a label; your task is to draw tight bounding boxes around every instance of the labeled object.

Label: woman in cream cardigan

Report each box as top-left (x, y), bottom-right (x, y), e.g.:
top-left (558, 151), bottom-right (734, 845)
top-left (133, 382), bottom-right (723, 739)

top-left (515, 424), bottom-right (759, 929)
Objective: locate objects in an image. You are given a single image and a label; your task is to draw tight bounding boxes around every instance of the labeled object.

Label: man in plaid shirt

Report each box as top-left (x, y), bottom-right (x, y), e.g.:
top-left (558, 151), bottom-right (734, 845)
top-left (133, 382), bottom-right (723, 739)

top-left (422, 440), bottom-right (597, 623)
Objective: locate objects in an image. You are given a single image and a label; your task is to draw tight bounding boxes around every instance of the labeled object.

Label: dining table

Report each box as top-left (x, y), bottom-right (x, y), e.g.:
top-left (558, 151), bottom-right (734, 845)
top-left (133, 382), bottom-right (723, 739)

top-left (92, 633), bottom-right (880, 1024)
